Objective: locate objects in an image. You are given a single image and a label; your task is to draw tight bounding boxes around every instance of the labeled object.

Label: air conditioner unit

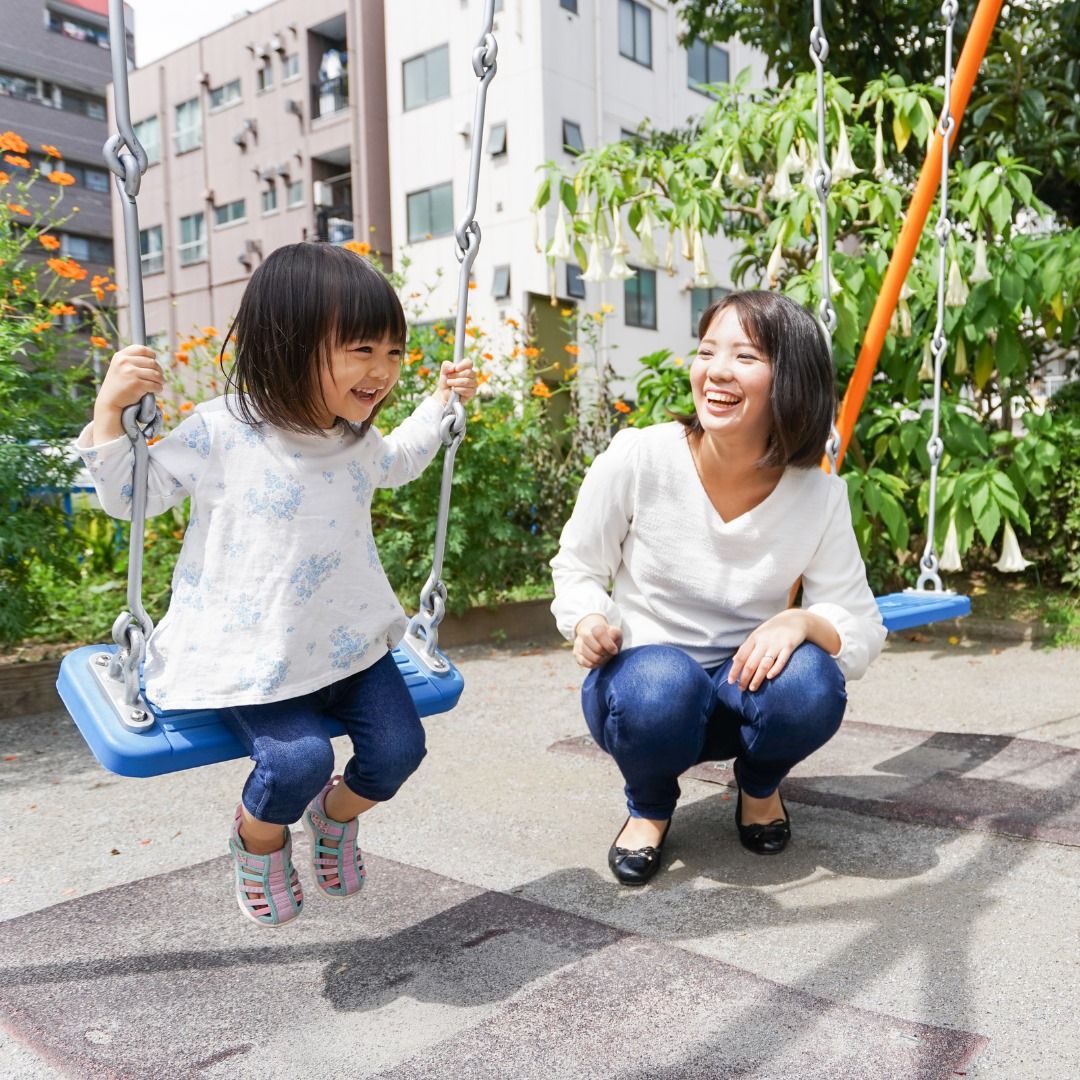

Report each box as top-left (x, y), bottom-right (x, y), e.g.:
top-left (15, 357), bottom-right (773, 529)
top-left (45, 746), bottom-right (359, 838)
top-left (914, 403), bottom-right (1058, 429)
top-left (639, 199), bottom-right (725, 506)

top-left (285, 99), bottom-right (303, 117)
top-left (313, 181), bottom-right (332, 208)
top-left (199, 71), bottom-right (211, 86)
top-left (244, 239), bottom-right (263, 256)
top-left (202, 188), bottom-right (215, 203)
top-left (275, 162), bottom-right (291, 178)
top-left (455, 120), bottom-right (472, 138)
top-left (254, 43), bottom-right (269, 60)
top-left (270, 34), bottom-right (284, 53)
top-left (242, 117), bottom-right (258, 135)
top-left (232, 133), bottom-right (247, 148)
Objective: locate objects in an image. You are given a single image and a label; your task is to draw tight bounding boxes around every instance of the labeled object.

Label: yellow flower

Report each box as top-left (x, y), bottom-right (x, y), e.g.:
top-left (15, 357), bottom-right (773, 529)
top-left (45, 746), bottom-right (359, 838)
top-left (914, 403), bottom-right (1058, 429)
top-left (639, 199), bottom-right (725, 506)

top-left (560, 307), bottom-right (572, 316)
top-left (673, 356), bottom-right (685, 367)
top-left (202, 326), bottom-right (218, 337)
top-left (49, 302), bottom-right (76, 315)
top-left (600, 303), bottom-right (615, 314)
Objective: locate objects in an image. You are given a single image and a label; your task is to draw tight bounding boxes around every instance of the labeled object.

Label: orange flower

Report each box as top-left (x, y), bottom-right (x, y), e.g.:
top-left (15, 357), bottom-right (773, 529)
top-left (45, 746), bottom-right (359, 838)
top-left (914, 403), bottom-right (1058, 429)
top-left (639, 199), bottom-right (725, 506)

top-left (417, 366), bottom-right (431, 378)
top-left (147, 435), bottom-right (163, 446)
top-left (505, 317), bottom-right (519, 328)
top-left (477, 372), bottom-right (491, 384)
top-left (49, 302), bottom-right (76, 315)
top-left (408, 349), bottom-right (423, 364)
top-left (38, 234), bottom-right (61, 251)
top-left (613, 400), bottom-right (631, 414)
top-left (202, 326), bottom-right (218, 337)
top-left (3, 155), bottom-right (30, 169)
top-left (179, 402), bottom-right (194, 413)
top-left (467, 281), bottom-right (477, 290)
top-left (435, 326), bottom-right (447, 337)
top-left (0, 131), bottom-right (29, 154)
top-left (524, 346), bottom-right (540, 359)
top-left (510, 346), bottom-right (521, 359)
top-left (90, 335), bottom-right (109, 348)
top-left (47, 257), bottom-right (87, 281)
top-left (30, 321), bottom-right (52, 333)
top-left (47, 171), bottom-right (76, 186)
top-left (6, 203), bottom-right (29, 216)
top-left (342, 240), bottom-right (372, 257)
top-left (176, 351), bottom-right (189, 365)
top-left (12, 279), bottom-right (24, 295)
top-left (0, 172), bottom-right (8, 186)
top-left (530, 381), bottom-right (552, 399)
top-left (564, 344), bottom-right (581, 356)
top-left (91, 275), bottom-right (110, 287)
top-left (40, 143), bottom-right (61, 158)
top-left (92, 287), bottom-right (105, 301)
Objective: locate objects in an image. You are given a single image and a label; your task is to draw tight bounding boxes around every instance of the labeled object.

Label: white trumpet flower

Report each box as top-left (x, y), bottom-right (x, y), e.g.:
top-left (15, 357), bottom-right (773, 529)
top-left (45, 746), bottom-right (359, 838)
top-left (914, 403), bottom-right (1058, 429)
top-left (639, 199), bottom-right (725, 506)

top-left (727, 146), bottom-right (753, 190)
top-left (533, 208), bottom-right (546, 254)
top-left (768, 162), bottom-right (795, 203)
top-left (663, 230), bottom-right (676, 275)
top-left (939, 517), bottom-right (963, 572)
top-left (954, 335), bottom-right (968, 375)
top-left (830, 117), bottom-right (861, 181)
top-left (581, 236), bottom-right (607, 282)
top-left (766, 238), bottom-right (785, 287)
top-left (548, 205), bottom-right (572, 261)
top-left (608, 248), bottom-right (637, 280)
top-left (783, 145), bottom-right (804, 175)
top-left (945, 257), bottom-right (970, 307)
top-left (612, 212), bottom-right (630, 255)
top-left (993, 519), bottom-right (1032, 573)
top-left (636, 206), bottom-right (659, 266)
top-left (693, 231), bottom-right (717, 287)
top-left (681, 226), bottom-right (694, 262)
top-left (898, 297), bottom-right (913, 337)
top-left (918, 339), bottom-right (933, 381)
top-left (873, 120), bottom-right (886, 177)
top-left (969, 235), bottom-right (993, 283)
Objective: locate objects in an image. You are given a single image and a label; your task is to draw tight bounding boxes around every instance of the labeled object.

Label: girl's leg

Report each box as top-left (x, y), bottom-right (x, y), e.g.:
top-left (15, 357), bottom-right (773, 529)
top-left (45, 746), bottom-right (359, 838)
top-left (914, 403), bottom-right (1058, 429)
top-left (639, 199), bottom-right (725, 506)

top-left (582, 644), bottom-right (715, 845)
top-left (708, 642), bottom-right (847, 820)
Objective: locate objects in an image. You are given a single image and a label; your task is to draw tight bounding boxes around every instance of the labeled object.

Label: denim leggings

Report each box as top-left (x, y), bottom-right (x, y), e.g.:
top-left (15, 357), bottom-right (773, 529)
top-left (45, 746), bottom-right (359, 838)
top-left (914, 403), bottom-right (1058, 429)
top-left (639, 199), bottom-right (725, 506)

top-left (581, 642), bottom-right (847, 820)
top-left (222, 650), bottom-right (427, 825)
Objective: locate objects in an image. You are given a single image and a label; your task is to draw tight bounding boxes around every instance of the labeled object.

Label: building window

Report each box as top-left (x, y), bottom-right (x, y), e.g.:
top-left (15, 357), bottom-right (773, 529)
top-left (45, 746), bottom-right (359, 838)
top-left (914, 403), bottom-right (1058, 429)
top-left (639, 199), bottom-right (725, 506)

top-left (688, 40), bottom-right (730, 96)
top-left (567, 263), bottom-right (586, 300)
top-left (562, 119), bottom-right (584, 156)
top-left (213, 198), bottom-right (246, 227)
top-left (261, 183), bottom-right (278, 214)
top-left (256, 63), bottom-right (273, 92)
top-left (0, 71), bottom-right (106, 119)
top-left (61, 233), bottom-right (112, 264)
top-left (282, 53), bottom-right (300, 80)
top-left (406, 181), bottom-right (454, 242)
top-left (133, 116), bottom-right (161, 165)
top-left (287, 178), bottom-right (304, 206)
top-left (691, 285), bottom-right (729, 335)
top-left (45, 11), bottom-right (110, 48)
top-left (208, 79), bottom-right (242, 111)
top-left (60, 161), bottom-right (111, 193)
top-left (492, 265), bottom-right (511, 299)
top-left (560, 0), bottom-right (579, 12)
top-left (619, 0), bottom-right (652, 68)
top-left (174, 98), bottom-right (202, 154)
top-left (140, 226), bottom-right (164, 275)
top-left (178, 212), bottom-right (206, 265)
top-left (403, 44), bottom-right (450, 111)
top-left (489, 122), bottom-right (507, 156)
top-left (624, 267), bottom-right (657, 329)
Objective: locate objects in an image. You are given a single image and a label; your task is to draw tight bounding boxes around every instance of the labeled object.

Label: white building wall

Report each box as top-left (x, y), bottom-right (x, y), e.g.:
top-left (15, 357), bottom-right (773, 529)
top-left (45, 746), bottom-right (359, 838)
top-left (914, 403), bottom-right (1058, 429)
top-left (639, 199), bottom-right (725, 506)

top-left (385, 0), bottom-right (769, 391)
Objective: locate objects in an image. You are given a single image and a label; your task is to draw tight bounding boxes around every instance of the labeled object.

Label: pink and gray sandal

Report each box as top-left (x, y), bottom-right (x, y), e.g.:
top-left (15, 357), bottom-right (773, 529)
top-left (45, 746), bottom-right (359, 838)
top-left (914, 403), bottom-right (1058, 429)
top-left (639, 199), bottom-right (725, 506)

top-left (228, 806), bottom-right (304, 927)
top-left (302, 775), bottom-right (366, 899)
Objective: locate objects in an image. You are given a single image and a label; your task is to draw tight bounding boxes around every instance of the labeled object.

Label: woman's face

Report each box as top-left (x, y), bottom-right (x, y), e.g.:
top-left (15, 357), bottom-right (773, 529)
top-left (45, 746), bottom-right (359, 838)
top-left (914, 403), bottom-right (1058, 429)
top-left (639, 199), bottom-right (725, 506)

top-left (691, 306), bottom-right (774, 455)
top-left (315, 336), bottom-right (403, 427)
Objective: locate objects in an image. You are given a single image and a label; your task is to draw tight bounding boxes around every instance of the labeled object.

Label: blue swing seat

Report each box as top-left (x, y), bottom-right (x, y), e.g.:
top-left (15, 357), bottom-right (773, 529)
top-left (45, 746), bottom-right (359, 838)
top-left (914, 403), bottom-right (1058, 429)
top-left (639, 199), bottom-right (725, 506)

top-left (57, 642), bottom-right (464, 778)
top-left (875, 590), bottom-right (971, 633)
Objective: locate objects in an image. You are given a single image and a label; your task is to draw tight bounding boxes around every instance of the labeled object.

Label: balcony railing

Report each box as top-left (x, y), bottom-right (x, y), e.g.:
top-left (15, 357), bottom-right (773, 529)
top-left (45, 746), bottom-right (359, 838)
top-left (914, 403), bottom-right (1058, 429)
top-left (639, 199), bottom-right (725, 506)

top-left (312, 75), bottom-right (348, 119)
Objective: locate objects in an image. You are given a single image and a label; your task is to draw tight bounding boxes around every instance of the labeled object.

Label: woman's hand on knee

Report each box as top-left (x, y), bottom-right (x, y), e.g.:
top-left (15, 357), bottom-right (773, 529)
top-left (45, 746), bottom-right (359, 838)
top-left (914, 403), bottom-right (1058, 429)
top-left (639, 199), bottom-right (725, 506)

top-left (728, 610), bottom-right (810, 692)
top-left (573, 615), bottom-right (623, 669)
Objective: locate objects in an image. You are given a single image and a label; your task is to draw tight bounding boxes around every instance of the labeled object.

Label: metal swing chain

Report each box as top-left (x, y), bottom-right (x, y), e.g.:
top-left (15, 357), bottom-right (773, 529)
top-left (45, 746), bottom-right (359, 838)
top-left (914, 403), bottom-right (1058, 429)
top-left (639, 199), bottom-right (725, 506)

top-left (102, 0), bottom-right (160, 720)
top-left (808, 1), bottom-right (841, 471)
top-left (917, 0), bottom-right (959, 593)
top-left (405, 0), bottom-right (498, 667)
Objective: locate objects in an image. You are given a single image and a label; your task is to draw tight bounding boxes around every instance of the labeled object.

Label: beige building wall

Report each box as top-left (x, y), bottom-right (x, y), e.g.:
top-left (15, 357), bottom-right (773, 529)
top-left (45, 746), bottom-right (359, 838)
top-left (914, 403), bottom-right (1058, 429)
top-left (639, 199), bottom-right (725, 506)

top-left (109, 0), bottom-right (389, 352)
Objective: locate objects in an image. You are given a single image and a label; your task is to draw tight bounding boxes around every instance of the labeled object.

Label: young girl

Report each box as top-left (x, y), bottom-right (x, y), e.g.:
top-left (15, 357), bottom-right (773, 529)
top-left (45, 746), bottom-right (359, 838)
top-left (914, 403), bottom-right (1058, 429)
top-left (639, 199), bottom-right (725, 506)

top-left (77, 242), bottom-right (477, 926)
top-left (551, 290), bottom-right (885, 885)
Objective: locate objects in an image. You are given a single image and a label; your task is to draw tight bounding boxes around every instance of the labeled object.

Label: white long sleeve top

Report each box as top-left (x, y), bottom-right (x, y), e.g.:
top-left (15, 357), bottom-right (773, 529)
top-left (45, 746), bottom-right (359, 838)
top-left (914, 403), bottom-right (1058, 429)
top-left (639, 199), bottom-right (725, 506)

top-left (550, 423), bottom-right (886, 680)
top-left (75, 394), bottom-right (446, 711)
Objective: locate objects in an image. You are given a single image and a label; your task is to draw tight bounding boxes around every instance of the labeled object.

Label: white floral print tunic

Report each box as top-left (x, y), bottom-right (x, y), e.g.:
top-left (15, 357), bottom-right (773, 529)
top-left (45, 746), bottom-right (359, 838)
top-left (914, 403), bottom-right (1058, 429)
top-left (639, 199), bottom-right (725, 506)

top-left (75, 394), bottom-right (446, 711)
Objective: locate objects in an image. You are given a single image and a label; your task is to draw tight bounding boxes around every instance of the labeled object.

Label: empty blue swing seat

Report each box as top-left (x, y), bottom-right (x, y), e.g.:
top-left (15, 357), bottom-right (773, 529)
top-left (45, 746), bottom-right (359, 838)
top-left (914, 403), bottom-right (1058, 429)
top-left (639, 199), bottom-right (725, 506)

top-left (875, 590), bottom-right (971, 632)
top-left (57, 643), bottom-right (464, 778)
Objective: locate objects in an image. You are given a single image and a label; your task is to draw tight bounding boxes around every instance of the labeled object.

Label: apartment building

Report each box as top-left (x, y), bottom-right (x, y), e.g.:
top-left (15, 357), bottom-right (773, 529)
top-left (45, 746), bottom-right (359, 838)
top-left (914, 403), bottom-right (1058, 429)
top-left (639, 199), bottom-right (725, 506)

top-left (0, 0), bottom-right (132, 288)
top-left (385, 0), bottom-right (768, 385)
top-left (111, 0), bottom-right (391, 350)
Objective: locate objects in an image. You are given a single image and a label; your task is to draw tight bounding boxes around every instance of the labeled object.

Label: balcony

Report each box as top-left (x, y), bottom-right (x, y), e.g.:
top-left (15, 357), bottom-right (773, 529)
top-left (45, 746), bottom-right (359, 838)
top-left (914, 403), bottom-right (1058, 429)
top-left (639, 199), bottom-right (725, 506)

top-left (312, 75), bottom-right (348, 120)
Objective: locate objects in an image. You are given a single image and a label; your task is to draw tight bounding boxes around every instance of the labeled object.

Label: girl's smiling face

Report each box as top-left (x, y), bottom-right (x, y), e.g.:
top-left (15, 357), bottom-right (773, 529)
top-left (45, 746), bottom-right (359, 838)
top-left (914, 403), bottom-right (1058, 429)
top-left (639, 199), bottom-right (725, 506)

top-left (315, 336), bottom-right (403, 427)
top-left (691, 305), bottom-right (774, 454)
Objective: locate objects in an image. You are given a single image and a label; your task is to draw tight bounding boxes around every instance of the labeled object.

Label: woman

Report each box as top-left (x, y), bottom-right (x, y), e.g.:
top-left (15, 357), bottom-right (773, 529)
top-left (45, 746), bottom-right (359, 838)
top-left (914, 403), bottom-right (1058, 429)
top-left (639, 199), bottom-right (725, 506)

top-left (551, 291), bottom-right (885, 885)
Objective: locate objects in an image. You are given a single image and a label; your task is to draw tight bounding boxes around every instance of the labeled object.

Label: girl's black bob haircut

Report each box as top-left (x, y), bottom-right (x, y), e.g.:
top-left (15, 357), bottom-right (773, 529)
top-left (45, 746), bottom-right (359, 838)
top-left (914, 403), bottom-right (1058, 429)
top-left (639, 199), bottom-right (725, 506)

top-left (679, 290), bottom-right (837, 469)
top-left (223, 241), bottom-right (407, 434)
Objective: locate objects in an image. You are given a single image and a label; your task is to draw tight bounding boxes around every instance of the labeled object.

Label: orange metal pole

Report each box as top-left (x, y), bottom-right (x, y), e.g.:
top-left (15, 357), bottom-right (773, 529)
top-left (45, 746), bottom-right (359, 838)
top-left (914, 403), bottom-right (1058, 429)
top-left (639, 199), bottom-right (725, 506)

top-left (832, 0), bottom-right (1005, 470)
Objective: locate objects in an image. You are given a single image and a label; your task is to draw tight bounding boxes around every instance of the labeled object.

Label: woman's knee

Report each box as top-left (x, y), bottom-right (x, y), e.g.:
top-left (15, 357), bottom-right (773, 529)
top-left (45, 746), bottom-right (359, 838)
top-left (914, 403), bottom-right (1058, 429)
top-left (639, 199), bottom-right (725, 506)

top-left (756, 643), bottom-right (847, 750)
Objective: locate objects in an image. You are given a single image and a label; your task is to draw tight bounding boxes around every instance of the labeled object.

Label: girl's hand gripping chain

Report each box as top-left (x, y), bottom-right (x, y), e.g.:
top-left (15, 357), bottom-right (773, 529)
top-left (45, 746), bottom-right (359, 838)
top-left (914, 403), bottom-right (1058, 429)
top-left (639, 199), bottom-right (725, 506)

top-left (92, 344), bottom-right (164, 445)
top-left (437, 359), bottom-right (479, 404)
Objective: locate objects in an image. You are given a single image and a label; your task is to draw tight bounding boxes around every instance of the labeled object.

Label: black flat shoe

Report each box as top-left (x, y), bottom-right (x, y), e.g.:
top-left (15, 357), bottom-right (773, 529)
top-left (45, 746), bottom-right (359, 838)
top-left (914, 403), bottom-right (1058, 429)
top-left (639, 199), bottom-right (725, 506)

top-left (607, 817), bottom-right (671, 886)
top-left (734, 763), bottom-right (791, 855)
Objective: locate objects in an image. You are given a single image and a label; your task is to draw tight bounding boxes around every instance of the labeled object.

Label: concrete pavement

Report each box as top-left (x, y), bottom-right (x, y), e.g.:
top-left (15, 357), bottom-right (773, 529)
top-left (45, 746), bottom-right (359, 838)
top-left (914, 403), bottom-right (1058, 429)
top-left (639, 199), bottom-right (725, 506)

top-left (1, 634), bottom-right (1078, 1078)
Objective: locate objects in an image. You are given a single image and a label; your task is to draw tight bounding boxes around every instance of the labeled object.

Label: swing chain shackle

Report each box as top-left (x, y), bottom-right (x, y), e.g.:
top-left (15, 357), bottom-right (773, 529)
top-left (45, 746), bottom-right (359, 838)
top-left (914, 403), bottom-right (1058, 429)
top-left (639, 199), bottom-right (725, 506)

top-left (406, 1), bottom-right (498, 667)
top-left (808, 1), bottom-right (839, 472)
top-left (917, 0), bottom-right (958, 593)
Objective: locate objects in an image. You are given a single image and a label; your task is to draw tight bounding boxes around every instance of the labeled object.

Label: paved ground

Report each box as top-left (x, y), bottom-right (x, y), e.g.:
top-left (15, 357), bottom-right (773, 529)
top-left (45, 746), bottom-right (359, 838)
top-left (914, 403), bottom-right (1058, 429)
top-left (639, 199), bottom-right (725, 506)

top-left (1, 633), bottom-right (1078, 1078)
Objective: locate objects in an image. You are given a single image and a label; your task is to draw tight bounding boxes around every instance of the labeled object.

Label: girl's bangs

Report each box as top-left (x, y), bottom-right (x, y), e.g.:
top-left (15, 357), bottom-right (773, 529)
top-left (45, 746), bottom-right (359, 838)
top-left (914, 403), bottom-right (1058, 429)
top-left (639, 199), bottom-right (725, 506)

top-left (331, 255), bottom-right (407, 347)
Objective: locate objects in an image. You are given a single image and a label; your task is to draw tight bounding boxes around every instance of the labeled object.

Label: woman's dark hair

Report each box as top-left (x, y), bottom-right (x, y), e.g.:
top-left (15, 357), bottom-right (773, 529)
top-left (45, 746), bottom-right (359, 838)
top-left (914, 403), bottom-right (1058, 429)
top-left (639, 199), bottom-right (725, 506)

top-left (223, 242), bottom-right (407, 434)
top-left (679, 290), bottom-right (837, 469)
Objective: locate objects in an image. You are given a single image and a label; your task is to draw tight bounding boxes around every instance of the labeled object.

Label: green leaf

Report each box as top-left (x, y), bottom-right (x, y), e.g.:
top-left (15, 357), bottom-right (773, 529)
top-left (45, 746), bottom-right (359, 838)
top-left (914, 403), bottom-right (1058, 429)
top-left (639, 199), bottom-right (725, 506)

top-left (987, 186), bottom-right (1013, 235)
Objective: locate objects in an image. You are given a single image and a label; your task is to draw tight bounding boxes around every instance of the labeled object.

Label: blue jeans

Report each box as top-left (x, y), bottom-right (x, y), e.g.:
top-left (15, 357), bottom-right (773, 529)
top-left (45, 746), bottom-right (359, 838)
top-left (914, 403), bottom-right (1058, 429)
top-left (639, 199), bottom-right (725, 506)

top-left (222, 651), bottom-right (427, 825)
top-left (581, 643), bottom-right (847, 820)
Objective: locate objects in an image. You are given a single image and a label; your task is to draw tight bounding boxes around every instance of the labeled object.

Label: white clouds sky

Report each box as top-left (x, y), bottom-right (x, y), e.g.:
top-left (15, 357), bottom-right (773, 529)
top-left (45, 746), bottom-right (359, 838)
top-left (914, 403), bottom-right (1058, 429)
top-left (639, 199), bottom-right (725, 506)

top-left (127, 0), bottom-right (278, 65)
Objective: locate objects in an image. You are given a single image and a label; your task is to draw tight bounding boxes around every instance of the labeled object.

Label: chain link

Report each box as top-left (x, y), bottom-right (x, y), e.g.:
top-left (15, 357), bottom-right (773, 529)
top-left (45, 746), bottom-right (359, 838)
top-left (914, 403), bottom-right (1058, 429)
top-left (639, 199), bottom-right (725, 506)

top-left (917, 0), bottom-right (958, 593)
top-left (406, 0), bottom-right (498, 664)
top-left (808, 1), bottom-right (840, 473)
